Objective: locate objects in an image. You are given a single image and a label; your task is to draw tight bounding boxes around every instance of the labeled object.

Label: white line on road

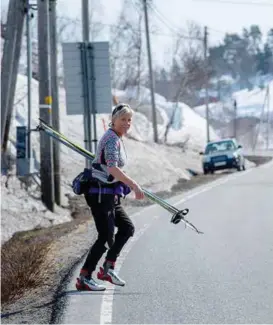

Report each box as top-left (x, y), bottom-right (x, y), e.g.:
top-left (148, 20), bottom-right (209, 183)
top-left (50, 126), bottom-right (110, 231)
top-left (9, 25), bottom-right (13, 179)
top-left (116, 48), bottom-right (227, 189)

top-left (100, 215), bottom-right (159, 324)
top-left (174, 169), bottom-right (252, 207)
top-left (99, 163), bottom-right (272, 324)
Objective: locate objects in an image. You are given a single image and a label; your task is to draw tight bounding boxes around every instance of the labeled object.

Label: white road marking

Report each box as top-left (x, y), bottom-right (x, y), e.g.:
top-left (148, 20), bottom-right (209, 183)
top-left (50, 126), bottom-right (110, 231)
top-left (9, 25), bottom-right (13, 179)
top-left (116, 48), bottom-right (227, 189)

top-left (174, 169), bottom-right (252, 206)
top-left (99, 162), bottom-right (272, 324)
top-left (100, 215), bottom-right (159, 324)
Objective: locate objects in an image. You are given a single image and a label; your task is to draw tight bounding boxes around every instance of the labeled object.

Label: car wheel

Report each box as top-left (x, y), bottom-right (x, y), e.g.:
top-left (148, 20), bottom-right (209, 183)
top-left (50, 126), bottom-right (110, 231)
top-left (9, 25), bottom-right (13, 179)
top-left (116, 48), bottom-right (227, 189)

top-left (210, 169), bottom-right (214, 174)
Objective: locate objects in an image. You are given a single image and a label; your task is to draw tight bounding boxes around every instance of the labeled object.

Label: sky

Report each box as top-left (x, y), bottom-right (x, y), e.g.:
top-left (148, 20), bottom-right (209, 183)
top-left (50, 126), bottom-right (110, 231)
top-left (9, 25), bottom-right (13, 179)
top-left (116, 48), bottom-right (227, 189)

top-left (54, 0), bottom-right (273, 65)
top-left (55, 0), bottom-right (273, 33)
top-left (1, 0), bottom-right (273, 65)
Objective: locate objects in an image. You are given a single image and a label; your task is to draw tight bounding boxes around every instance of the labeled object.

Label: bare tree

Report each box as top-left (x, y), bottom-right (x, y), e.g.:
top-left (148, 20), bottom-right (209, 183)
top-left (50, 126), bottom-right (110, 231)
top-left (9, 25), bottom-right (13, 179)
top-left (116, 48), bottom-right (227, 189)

top-left (163, 22), bottom-right (206, 143)
top-left (56, 10), bottom-right (104, 44)
top-left (109, 0), bottom-right (146, 94)
top-left (22, 2), bottom-right (105, 82)
top-left (171, 21), bottom-right (205, 101)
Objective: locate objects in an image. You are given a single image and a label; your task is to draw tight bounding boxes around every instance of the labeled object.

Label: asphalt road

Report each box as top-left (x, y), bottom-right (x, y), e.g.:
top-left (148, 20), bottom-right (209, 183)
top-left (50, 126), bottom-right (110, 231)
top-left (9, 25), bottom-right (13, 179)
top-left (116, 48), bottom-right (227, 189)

top-left (59, 161), bottom-right (273, 324)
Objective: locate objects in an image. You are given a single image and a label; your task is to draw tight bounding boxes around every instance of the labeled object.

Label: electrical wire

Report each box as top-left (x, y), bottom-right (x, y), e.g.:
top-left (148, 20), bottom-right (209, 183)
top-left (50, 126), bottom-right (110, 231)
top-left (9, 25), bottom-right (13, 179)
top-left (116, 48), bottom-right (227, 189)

top-left (147, 1), bottom-right (203, 41)
top-left (191, 0), bottom-right (273, 7)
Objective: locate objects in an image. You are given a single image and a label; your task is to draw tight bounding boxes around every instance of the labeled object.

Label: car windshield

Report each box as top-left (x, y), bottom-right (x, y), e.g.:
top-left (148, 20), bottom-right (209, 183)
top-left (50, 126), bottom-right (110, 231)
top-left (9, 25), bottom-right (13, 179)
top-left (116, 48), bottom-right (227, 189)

top-left (205, 140), bottom-right (236, 154)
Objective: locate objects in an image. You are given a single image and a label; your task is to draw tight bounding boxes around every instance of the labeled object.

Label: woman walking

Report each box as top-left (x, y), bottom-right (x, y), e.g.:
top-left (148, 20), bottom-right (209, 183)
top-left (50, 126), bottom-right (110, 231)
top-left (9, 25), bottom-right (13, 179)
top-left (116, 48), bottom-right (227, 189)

top-left (76, 103), bottom-right (144, 291)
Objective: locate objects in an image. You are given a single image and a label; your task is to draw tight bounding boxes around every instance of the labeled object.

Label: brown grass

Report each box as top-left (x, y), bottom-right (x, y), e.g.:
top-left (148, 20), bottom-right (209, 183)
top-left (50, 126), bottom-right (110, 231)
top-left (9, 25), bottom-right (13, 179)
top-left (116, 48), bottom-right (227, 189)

top-left (1, 236), bottom-right (52, 304)
top-left (0, 216), bottom-right (89, 306)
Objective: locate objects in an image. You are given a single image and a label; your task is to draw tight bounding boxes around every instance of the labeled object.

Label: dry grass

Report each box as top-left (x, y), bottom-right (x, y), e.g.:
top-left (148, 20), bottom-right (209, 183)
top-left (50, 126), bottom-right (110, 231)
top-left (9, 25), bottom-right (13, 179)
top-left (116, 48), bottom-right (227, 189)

top-left (1, 236), bottom-right (52, 304)
top-left (0, 216), bottom-right (89, 306)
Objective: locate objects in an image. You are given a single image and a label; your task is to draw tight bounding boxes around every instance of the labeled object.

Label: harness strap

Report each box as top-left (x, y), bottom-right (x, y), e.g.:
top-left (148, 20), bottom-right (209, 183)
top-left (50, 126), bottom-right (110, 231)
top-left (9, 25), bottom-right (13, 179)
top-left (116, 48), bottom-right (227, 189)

top-left (89, 187), bottom-right (116, 195)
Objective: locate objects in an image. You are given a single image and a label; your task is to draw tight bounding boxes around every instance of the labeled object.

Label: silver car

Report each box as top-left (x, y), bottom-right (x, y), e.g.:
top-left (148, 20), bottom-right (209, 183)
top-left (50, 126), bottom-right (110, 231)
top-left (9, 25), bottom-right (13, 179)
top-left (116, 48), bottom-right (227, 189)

top-left (200, 138), bottom-right (246, 174)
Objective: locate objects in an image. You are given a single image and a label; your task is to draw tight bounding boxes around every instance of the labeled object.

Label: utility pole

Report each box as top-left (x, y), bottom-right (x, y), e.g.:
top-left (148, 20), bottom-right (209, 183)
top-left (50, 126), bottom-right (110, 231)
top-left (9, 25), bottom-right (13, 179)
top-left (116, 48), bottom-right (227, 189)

top-left (82, 0), bottom-right (90, 42)
top-left (143, 0), bottom-right (158, 143)
top-left (233, 99), bottom-right (237, 139)
top-left (49, 0), bottom-right (61, 205)
top-left (266, 85), bottom-right (270, 150)
top-left (82, 0), bottom-right (92, 166)
top-left (204, 26), bottom-right (210, 143)
top-left (1, 0), bottom-right (25, 150)
top-left (38, 0), bottom-right (55, 211)
top-left (1, 0), bottom-right (16, 147)
top-left (253, 83), bottom-right (268, 151)
top-left (26, 0), bottom-right (33, 163)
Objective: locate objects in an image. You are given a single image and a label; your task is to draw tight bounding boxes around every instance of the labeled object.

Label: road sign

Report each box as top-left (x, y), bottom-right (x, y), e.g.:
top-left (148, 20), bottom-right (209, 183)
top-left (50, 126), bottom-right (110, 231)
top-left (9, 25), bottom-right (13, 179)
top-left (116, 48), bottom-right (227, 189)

top-left (62, 41), bottom-right (112, 115)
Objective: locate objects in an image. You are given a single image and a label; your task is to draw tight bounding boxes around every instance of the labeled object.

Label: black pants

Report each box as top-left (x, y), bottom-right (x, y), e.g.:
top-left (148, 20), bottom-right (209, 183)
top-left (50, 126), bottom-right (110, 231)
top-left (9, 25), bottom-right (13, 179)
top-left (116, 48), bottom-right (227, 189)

top-left (82, 194), bottom-right (135, 276)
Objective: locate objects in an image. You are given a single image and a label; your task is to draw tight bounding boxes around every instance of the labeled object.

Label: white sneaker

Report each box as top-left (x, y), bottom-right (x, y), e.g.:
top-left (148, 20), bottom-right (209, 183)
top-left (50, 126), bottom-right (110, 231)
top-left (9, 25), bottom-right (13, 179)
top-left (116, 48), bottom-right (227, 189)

top-left (97, 266), bottom-right (126, 286)
top-left (76, 275), bottom-right (106, 291)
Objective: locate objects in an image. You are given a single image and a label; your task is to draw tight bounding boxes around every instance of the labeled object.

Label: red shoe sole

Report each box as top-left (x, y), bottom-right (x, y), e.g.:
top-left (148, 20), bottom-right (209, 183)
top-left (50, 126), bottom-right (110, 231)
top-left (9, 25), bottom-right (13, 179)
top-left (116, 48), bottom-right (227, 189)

top-left (75, 279), bottom-right (86, 291)
top-left (75, 278), bottom-right (93, 291)
top-left (97, 268), bottom-right (113, 284)
top-left (75, 277), bottom-right (106, 291)
top-left (97, 268), bottom-right (125, 287)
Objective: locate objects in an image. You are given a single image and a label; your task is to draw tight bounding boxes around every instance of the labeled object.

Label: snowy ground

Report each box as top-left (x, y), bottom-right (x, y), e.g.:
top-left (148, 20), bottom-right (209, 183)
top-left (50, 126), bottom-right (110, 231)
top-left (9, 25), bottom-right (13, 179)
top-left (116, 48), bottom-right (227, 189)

top-left (194, 80), bottom-right (273, 121)
top-left (194, 80), bottom-right (273, 150)
top-left (1, 175), bottom-right (72, 244)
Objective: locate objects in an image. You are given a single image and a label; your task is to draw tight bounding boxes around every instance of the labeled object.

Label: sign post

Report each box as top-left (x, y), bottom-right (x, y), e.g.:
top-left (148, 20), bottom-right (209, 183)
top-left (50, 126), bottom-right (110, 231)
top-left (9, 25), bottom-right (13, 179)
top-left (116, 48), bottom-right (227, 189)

top-left (62, 41), bottom-right (112, 165)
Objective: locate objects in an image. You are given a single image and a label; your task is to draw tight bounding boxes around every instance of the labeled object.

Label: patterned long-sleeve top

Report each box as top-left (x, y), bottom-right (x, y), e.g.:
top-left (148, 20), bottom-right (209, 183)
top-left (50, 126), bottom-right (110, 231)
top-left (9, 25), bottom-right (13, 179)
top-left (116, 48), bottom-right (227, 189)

top-left (91, 128), bottom-right (127, 183)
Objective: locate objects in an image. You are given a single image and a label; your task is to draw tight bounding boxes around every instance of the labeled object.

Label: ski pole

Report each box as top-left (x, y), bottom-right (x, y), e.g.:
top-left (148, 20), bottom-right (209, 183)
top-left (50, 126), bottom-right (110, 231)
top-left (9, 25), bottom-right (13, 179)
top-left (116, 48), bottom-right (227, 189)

top-left (39, 118), bottom-right (94, 158)
top-left (37, 119), bottom-right (203, 233)
top-left (37, 122), bottom-right (95, 162)
top-left (141, 190), bottom-right (203, 233)
top-left (40, 119), bottom-right (177, 211)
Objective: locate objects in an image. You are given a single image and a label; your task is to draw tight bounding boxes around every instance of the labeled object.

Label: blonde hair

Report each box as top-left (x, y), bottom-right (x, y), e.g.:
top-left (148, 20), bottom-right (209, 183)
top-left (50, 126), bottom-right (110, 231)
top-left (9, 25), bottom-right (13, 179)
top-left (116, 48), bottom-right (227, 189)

top-left (111, 103), bottom-right (133, 123)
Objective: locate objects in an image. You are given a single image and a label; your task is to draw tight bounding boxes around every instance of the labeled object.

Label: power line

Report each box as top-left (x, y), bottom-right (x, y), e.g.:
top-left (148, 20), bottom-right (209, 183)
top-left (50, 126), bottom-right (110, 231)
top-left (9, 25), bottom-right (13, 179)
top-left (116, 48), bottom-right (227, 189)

top-left (146, 1), bottom-right (232, 41)
top-left (56, 10), bottom-right (230, 42)
top-left (57, 15), bottom-right (198, 38)
top-left (207, 27), bottom-right (228, 35)
top-left (128, 0), bottom-right (190, 38)
top-left (147, 1), bottom-right (203, 41)
top-left (111, 19), bottom-right (236, 42)
top-left (151, 1), bottom-right (272, 37)
top-left (129, 0), bottom-right (143, 16)
top-left (148, 2), bottom-right (183, 34)
top-left (191, 0), bottom-right (273, 7)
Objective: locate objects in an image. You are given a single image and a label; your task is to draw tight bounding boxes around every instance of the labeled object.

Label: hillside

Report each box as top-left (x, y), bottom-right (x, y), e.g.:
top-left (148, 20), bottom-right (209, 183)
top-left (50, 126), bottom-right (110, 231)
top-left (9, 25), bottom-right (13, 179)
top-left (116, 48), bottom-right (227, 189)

top-left (193, 80), bottom-right (273, 149)
top-left (1, 74), bottom-right (217, 244)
